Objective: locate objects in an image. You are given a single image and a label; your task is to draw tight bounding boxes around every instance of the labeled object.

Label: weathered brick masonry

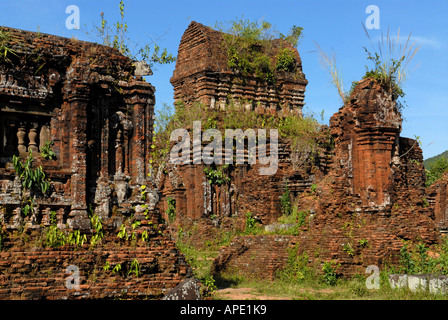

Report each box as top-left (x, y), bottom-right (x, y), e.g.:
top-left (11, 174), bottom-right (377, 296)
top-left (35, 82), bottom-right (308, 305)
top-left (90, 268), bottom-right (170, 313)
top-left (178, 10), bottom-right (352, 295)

top-left (0, 27), bottom-right (191, 299)
top-left (0, 26), bottom-right (156, 227)
top-left (0, 241), bottom-right (190, 299)
top-left (163, 22), bottom-right (445, 278)
top-left (1, 20), bottom-right (447, 296)
top-left (212, 79), bottom-right (441, 277)
top-left (428, 172), bottom-right (448, 232)
top-left (170, 21), bottom-right (308, 117)
top-left (158, 21), bottom-right (320, 230)
top-left (211, 235), bottom-right (299, 280)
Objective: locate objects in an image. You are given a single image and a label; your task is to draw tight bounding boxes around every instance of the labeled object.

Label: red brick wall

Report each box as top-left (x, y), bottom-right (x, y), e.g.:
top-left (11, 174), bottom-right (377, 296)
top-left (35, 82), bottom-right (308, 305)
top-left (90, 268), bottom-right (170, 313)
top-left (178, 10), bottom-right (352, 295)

top-left (170, 21), bottom-right (308, 117)
top-left (211, 235), bottom-right (299, 280)
top-left (211, 79), bottom-right (441, 277)
top-left (0, 243), bottom-right (190, 300)
top-left (428, 172), bottom-right (448, 231)
top-left (0, 27), bottom-right (192, 299)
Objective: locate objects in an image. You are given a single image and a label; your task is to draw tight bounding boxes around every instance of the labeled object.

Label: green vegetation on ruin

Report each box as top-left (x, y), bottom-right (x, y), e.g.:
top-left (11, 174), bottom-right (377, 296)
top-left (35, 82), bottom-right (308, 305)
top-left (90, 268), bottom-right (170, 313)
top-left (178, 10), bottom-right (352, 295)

top-left (214, 17), bottom-right (304, 83)
top-left (174, 217), bottom-right (448, 300)
top-left (90, 0), bottom-right (176, 68)
top-left (424, 151), bottom-right (448, 186)
top-left (152, 100), bottom-right (324, 172)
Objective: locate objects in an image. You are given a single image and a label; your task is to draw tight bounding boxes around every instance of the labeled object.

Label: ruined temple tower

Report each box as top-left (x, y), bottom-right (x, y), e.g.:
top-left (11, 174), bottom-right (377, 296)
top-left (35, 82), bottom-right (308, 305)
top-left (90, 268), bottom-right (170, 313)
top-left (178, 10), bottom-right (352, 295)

top-left (158, 21), bottom-right (316, 225)
top-left (170, 21), bottom-right (308, 117)
top-left (0, 27), bottom-right (191, 299)
top-left (0, 27), bottom-right (156, 229)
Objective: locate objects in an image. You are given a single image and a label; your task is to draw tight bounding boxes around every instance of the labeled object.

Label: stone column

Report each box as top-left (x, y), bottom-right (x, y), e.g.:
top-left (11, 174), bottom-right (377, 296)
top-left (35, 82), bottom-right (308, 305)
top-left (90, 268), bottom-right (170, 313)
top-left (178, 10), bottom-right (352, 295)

top-left (115, 129), bottom-right (124, 175)
top-left (28, 125), bottom-right (38, 154)
top-left (65, 74), bottom-right (91, 230)
top-left (131, 99), bottom-right (146, 186)
top-left (17, 124), bottom-right (27, 157)
top-left (39, 124), bottom-right (51, 151)
top-left (124, 81), bottom-right (155, 186)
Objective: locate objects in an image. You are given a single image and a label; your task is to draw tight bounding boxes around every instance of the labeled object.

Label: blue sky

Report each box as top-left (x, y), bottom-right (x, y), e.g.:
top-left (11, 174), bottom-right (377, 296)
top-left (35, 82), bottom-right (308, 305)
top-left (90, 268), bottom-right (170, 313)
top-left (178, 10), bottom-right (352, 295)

top-left (1, 0), bottom-right (447, 159)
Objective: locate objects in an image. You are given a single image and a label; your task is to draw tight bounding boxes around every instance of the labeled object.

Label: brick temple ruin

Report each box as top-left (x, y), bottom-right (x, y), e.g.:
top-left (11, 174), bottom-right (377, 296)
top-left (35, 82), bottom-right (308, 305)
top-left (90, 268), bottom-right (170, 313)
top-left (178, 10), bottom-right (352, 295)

top-left (161, 22), bottom-right (447, 278)
top-left (0, 27), bottom-right (190, 299)
top-left (170, 21), bottom-right (308, 117)
top-left (0, 27), bottom-right (157, 229)
top-left (0, 21), bottom-right (447, 299)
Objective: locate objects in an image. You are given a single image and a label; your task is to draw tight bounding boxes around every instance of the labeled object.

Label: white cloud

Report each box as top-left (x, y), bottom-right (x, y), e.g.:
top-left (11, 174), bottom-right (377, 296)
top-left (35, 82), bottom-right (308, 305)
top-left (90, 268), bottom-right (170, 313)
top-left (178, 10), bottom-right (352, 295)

top-left (370, 33), bottom-right (443, 50)
top-left (408, 36), bottom-right (442, 49)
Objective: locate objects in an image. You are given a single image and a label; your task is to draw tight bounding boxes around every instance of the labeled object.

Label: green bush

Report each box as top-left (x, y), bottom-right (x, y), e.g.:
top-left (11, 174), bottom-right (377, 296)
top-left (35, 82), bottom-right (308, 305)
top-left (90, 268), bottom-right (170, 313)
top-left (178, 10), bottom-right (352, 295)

top-left (128, 259), bottom-right (140, 277)
top-left (44, 225), bottom-right (68, 248)
top-left (362, 25), bottom-right (420, 107)
top-left (40, 141), bottom-right (56, 160)
top-left (151, 101), bottom-right (322, 171)
top-left (204, 164), bottom-right (230, 186)
top-left (321, 260), bottom-right (340, 286)
top-left (89, 214), bottom-right (104, 248)
top-left (44, 215), bottom-right (87, 248)
top-left (216, 17), bottom-right (303, 83)
top-left (245, 212), bottom-right (256, 232)
top-left (0, 28), bottom-right (18, 63)
top-left (93, 0), bottom-right (175, 68)
top-left (396, 240), bottom-right (448, 275)
top-left (12, 151), bottom-right (50, 196)
top-left (277, 246), bottom-right (312, 282)
top-left (363, 50), bottom-right (405, 101)
top-left (166, 197), bottom-right (176, 223)
top-left (276, 48), bottom-right (296, 72)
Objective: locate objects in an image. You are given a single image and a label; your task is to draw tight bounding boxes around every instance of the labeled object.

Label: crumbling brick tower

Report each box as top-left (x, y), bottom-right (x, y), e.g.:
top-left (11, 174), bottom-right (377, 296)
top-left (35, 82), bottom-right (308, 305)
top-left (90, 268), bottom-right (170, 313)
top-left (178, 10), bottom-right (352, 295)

top-left (300, 78), bottom-right (441, 274)
top-left (158, 21), bottom-right (316, 228)
top-left (170, 21), bottom-right (308, 117)
top-left (0, 27), bottom-right (155, 229)
top-left (212, 78), bottom-right (442, 278)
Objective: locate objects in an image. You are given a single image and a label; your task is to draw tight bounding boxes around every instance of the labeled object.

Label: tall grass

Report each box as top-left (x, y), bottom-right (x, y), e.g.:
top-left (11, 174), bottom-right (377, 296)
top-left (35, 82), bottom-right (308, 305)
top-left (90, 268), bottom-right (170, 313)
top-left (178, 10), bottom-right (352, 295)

top-left (362, 23), bottom-right (421, 101)
top-left (314, 41), bottom-right (347, 103)
top-left (0, 28), bottom-right (19, 63)
top-left (315, 24), bottom-right (420, 105)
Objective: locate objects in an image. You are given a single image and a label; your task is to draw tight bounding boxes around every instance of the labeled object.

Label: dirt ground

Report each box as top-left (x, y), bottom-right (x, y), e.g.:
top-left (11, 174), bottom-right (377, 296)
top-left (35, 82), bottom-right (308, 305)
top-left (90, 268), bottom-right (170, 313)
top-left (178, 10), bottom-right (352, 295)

top-left (214, 287), bottom-right (293, 300)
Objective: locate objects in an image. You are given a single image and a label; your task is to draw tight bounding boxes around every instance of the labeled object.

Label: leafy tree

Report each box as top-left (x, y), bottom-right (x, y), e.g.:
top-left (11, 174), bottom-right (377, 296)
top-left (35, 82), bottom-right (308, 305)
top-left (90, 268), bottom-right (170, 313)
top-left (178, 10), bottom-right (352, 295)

top-left (426, 156), bottom-right (448, 186)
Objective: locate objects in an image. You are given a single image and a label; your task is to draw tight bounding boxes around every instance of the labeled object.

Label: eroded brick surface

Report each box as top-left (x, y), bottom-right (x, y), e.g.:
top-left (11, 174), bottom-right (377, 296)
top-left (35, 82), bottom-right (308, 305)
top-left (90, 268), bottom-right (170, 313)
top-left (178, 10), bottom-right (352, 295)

top-left (160, 22), bottom-right (445, 278)
top-left (212, 79), bottom-right (441, 277)
top-left (0, 27), bottom-right (191, 299)
top-left (170, 21), bottom-right (308, 117)
top-left (428, 172), bottom-right (448, 231)
top-left (1, 21), bottom-right (447, 297)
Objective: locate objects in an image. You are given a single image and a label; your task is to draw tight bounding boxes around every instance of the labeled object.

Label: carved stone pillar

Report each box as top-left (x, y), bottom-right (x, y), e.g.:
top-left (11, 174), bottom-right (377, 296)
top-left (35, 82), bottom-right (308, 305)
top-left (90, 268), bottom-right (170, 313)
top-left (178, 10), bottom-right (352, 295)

top-left (115, 129), bottom-right (123, 175)
top-left (17, 124), bottom-right (27, 157)
top-left (28, 126), bottom-right (38, 154)
top-left (65, 70), bottom-right (91, 230)
top-left (39, 124), bottom-right (51, 151)
top-left (124, 81), bottom-right (155, 185)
